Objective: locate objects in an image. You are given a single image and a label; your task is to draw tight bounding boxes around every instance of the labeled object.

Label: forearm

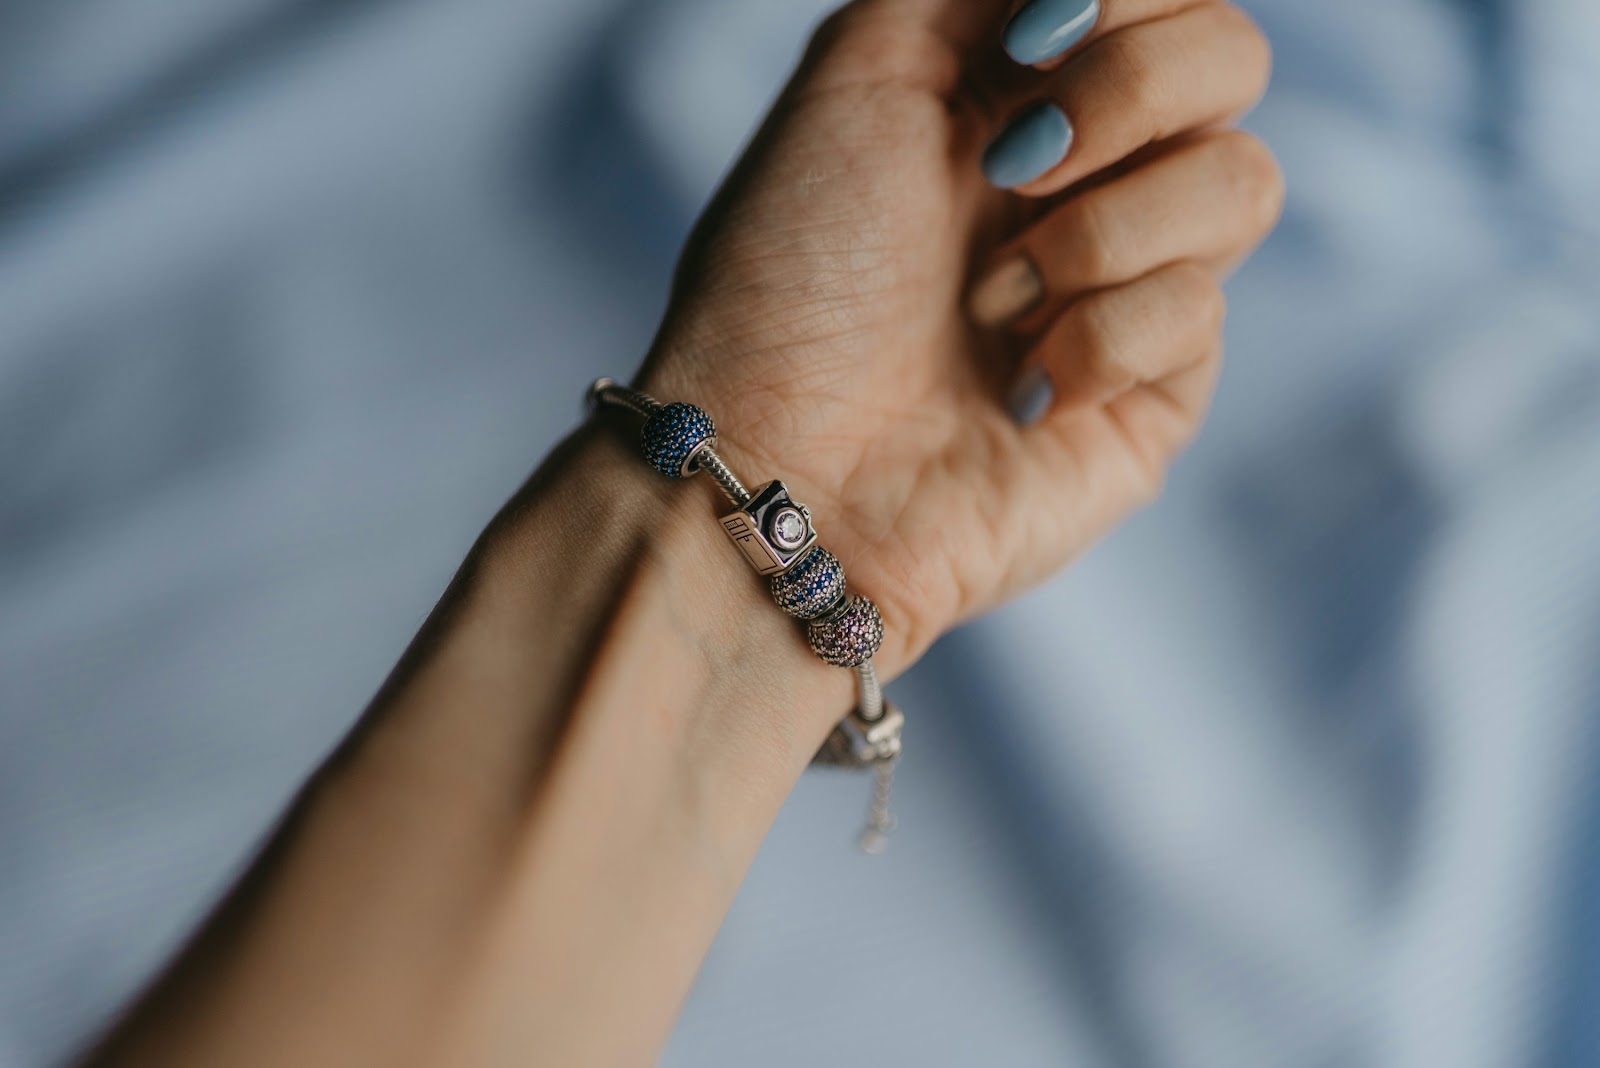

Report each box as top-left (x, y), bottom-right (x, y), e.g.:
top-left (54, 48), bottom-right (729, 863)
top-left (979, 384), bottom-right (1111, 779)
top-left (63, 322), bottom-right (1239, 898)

top-left (85, 419), bottom-right (853, 1068)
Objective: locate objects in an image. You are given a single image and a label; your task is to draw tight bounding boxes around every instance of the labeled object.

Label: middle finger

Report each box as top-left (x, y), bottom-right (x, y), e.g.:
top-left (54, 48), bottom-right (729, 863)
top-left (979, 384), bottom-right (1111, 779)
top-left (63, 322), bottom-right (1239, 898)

top-left (969, 129), bottom-right (1283, 328)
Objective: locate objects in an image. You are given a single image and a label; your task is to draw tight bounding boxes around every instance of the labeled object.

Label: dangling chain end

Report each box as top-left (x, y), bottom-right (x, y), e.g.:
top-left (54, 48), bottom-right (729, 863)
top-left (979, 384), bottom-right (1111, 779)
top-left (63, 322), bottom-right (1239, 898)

top-left (858, 759), bottom-right (899, 855)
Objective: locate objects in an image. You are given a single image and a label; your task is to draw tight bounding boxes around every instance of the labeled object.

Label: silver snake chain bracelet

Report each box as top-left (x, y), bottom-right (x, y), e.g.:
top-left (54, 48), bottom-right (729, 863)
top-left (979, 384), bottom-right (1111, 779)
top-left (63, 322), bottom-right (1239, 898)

top-left (586, 378), bottom-right (903, 853)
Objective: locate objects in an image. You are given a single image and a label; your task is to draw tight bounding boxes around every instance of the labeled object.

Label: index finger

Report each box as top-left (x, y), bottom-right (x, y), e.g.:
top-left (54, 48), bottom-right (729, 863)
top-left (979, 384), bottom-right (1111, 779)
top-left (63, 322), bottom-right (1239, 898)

top-left (998, 0), bottom-right (1210, 65)
top-left (861, 0), bottom-right (1199, 61)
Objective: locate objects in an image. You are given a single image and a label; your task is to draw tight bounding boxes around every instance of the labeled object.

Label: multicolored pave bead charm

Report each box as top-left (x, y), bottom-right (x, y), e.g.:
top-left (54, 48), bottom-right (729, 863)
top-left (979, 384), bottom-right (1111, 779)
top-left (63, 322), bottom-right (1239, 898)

top-left (770, 547), bottom-right (847, 620)
top-left (806, 596), bottom-right (885, 668)
top-left (640, 402), bottom-right (716, 478)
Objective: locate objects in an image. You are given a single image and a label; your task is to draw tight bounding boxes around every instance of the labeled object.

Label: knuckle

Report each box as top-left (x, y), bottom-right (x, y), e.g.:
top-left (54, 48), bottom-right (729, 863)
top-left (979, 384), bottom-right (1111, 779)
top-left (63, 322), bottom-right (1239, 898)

top-left (1112, 412), bottom-right (1171, 509)
top-left (1073, 296), bottom-right (1137, 394)
top-left (1168, 263), bottom-right (1227, 339)
top-left (1099, 32), bottom-right (1170, 119)
top-left (1211, 4), bottom-right (1271, 62)
top-left (1134, 464), bottom-right (1168, 507)
top-left (1227, 4), bottom-right (1276, 94)
top-left (1214, 131), bottom-right (1286, 231)
top-left (1199, 282), bottom-right (1228, 339)
top-left (1060, 197), bottom-right (1124, 284)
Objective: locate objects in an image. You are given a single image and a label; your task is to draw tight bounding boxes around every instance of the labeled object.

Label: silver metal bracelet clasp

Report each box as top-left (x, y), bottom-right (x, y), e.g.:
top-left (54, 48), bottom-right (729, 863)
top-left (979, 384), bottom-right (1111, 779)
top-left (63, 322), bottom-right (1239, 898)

top-left (818, 701), bottom-right (903, 768)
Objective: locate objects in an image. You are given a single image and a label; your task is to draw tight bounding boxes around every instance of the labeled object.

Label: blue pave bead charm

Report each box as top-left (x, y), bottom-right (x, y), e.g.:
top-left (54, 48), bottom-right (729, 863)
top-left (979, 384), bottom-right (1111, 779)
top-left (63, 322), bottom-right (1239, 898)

top-left (640, 402), bottom-right (716, 478)
top-left (771, 547), bottom-right (847, 620)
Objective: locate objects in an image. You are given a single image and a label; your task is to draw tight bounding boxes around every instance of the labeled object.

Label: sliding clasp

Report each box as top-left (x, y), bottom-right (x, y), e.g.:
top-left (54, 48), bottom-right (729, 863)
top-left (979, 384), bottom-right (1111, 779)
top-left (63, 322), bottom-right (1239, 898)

top-left (818, 702), bottom-right (903, 767)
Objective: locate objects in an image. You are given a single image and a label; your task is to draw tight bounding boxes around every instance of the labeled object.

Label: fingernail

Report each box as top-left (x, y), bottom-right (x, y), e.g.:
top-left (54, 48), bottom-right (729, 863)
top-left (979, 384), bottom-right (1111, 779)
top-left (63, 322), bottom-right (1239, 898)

top-left (969, 256), bottom-right (1044, 327)
top-left (1007, 367), bottom-right (1055, 426)
top-left (1003, 0), bottom-right (1100, 66)
top-left (982, 103), bottom-right (1073, 189)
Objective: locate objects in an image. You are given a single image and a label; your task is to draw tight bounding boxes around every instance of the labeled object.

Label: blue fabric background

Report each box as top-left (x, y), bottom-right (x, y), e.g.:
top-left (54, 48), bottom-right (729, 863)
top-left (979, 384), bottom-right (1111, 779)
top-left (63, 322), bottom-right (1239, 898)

top-left (2, 1), bottom-right (1597, 1064)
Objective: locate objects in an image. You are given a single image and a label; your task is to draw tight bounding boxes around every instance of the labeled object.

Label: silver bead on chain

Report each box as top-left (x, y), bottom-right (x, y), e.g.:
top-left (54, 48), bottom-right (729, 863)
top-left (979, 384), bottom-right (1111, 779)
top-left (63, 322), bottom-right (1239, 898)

top-left (589, 378), bottom-right (899, 850)
top-left (588, 379), bottom-right (751, 504)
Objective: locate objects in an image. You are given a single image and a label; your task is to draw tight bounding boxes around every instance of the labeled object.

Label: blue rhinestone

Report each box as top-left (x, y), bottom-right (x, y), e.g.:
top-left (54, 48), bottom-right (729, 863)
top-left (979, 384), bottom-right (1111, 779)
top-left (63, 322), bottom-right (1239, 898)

top-left (640, 402), bottom-right (716, 478)
top-left (771, 547), bottom-right (846, 620)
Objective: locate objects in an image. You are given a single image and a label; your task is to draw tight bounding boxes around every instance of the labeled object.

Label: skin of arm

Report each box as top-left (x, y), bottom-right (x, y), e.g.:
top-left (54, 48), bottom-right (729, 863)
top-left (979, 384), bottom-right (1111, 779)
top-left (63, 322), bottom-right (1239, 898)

top-left (88, 421), bottom-right (853, 1068)
top-left (80, 0), bottom-right (1282, 1063)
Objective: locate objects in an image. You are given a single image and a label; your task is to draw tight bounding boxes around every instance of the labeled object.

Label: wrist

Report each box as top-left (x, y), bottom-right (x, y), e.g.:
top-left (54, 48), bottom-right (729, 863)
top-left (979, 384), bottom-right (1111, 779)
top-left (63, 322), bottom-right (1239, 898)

top-left (84, 419), bottom-right (857, 1068)
top-left (471, 416), bottom-right (856, 795)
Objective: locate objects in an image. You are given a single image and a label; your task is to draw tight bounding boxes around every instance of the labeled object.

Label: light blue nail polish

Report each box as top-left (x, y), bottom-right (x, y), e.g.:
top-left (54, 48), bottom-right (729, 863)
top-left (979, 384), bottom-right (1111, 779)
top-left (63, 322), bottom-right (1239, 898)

top-left (1007, 367), bottom-right (1055, 426)
top-left (982, 103), bottom-right (1073, 189)
top-left (1003, 0), bottom-right (1100, 66)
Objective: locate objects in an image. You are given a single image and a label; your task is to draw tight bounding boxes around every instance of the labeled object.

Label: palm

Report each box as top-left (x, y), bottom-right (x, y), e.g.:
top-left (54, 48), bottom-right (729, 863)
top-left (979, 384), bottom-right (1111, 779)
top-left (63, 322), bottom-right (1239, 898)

top-left (642, 12), bottom-right (1214, 669)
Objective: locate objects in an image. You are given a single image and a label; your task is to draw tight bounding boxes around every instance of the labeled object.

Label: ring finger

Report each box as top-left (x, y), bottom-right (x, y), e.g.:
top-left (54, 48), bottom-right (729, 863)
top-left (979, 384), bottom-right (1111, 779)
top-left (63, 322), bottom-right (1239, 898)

top-left (1008, 260), bottom-right (1222, 427)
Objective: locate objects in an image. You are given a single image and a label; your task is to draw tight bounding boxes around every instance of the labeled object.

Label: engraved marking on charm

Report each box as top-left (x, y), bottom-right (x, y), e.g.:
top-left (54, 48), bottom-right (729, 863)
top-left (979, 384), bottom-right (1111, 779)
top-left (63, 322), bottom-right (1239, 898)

top-left (720, 514), bottom-right (783, 574)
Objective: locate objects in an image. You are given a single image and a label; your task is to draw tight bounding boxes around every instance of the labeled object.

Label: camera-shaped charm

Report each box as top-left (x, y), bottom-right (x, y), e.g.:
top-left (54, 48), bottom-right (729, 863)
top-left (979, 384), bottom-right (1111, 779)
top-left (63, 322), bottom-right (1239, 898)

top-left (720, 480), bottom-right (818, 576)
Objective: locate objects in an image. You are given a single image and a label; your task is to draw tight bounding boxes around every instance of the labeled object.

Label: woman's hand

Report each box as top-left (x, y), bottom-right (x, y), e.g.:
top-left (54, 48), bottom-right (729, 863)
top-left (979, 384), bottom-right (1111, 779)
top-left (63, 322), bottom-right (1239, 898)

top-left (642, 0), bottom-right (1280, 671)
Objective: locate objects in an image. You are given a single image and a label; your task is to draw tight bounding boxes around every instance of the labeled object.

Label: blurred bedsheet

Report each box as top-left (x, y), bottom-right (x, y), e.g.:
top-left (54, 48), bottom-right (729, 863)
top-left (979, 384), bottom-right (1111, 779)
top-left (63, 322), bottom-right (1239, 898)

top-left (2, 0), bottom-right (1599, 1064)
